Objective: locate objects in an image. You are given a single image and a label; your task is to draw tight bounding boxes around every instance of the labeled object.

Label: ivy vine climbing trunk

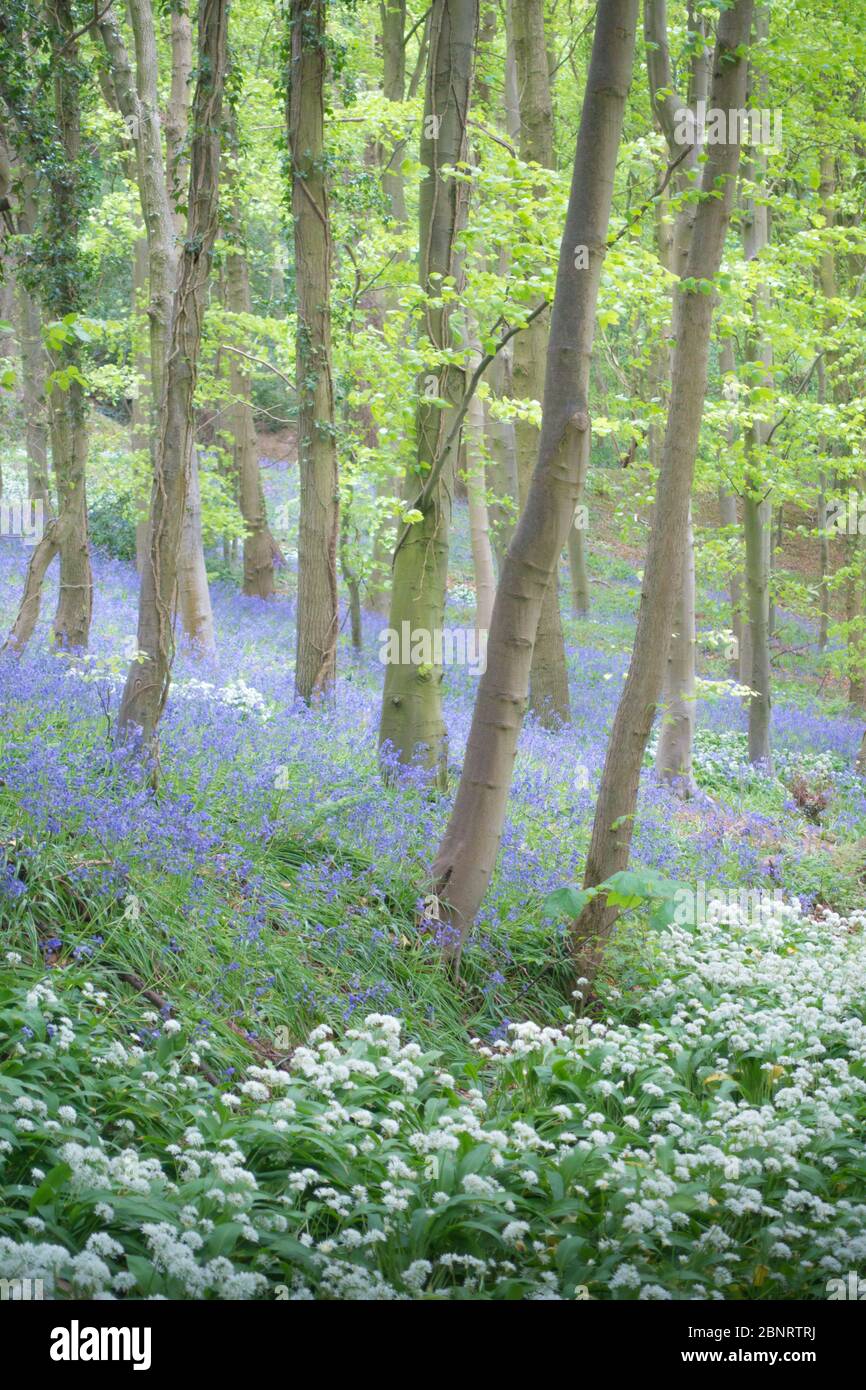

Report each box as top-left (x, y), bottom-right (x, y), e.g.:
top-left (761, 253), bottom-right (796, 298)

top-left (14, 172), bottom-right (51, 515)
top-left (572, 0), bottom-right (754, 986)
top-left (378, 0), bottom-right (479, 778)
top-left (1, 0), bottom-right (92, 654)
top-left (117, 0), bottom-right (229, 743)
top-left (430, 0), bottom-right (638, 972)
top-left (166, 2), bottom-right (215, 655)
top-left (288, 0), bottom-right (340, 703)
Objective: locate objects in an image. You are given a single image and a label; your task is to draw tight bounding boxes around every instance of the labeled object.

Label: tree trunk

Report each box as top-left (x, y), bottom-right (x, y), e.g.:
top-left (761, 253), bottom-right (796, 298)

top-left (430, 0), bottom-right (638, 971)
top-left (176, 448), bottom-right (215, 653)
top-left (718, 340), bottom-right (742, 678)
top-left (483, 345), bottom-right (518, 575)
top-left (164, 0), bottom-right (192, 230)
top-left (718, 485), bottom-right (742, 678)
top-left (573, 0), bottom-right (754, 983)
top-left (647, 0), bottom-right (710, 791)
top-left (508, 0), bottom-right (569, 727)
top-left (4, 1), bottom-right (92, 654)
top-left (380, 0), bottom-right (408, 225)
top-left (567, 521), bottom-right (590, 617)
top-left (118, 0), bottom-right (229, 741)
top-left (744, 489), bottom-right (772, 757)
top-left (741, 6), bottom-right (773, 768)
top-left (99, 0), bottom-right (178, 601)
top-left (224, 183), bottom-right (278, 598)
top-left (816, 157), bottom-right (837, 658)
top-left (465, 342), bottom-right (496, 637)
top-left (14, 175), bottom-right (52, 514)
top-left (288, 0), bottom-right (340, 703)
top-left (655, 504), bottom-right (697, 792)
top-left (163, 0), bottom-right (216, 649)
top-left (378, 0), bottom-right (479, 778)
top-left (131, 234), bottom-right (150, 572)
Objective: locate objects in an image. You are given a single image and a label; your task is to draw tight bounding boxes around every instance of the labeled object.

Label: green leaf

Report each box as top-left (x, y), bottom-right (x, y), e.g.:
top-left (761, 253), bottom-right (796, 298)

top-left (542, 886), bottom-right (588, 919)
top-left (29, 1161), bottom-right (71, 1213)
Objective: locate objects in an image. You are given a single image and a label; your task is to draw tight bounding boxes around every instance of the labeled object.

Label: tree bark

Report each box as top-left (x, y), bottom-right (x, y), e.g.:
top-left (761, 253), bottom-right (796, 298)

top-left (378, 0), bottom-right (479, 778)
top-left (3, 0), bottom-right (92, 653)
top-left (741, 7), bottom-right (773, 768)
top-left (508, 0), bottom-right (569, 727)
top-left (224, 204), bottom-right (278, 599)
top-left (567, 521), bottom-right (590, 617)
top-left (430, 0), bottom-right (638, 971)
top-left (164, 0), bottom-right (215, 649)
top-left (648, 0), bottom-right (710, 792)
top-left (288, 0), bottom-right (340, 702)
top-left (718, 339), bottom-right (742, 678)
top-left (573, 0), bottom-right (754, 983)
top-left (655, 504), bottom-right (698, 791)
top-left (14, 173), bottom-right (52, 514)
top-left (117, 0), bottom-right (229, 741)
top-left (465, 341), bottom-right (495, 637)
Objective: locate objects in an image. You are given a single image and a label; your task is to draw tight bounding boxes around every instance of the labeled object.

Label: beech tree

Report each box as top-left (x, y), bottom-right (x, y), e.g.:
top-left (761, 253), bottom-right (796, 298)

top-left (647, 0), bottom-right (712, 796)
top-left (378, 0), bottom-right (479, 780)
top-left (573, 0), bottom-right (755, 983)
top-left (430, 0), bottom-right (639, 972)
top-left (117, 0), bottom-right (229, 743)
top-left (287, 0), bottom-right (339, 703)
top-left (508, 0), bottom-right (570, 727)
top-left (1, 0), bottom-right (93, 654)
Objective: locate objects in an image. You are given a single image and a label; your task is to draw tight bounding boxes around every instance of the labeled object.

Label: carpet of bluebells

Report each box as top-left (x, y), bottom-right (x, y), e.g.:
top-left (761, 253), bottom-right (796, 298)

top-left (2, 466), bottom-right (866, 1299)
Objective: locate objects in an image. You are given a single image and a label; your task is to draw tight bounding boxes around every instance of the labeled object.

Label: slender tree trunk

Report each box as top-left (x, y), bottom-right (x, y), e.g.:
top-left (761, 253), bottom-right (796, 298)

top-left (224, 178), bottom-right (278, 598)
top-left (288, 0), bottom-right (340, 702)
top-left (508, 0), bottom-right (569, 727)
top-left (378, 0), bottom-right (479, 777)
top-left (568, 519), bottom-right (590, 617)
top-left (465, 342), bottom-right (495, 636)
top-left (4, 0), bottom-right (92, 654)
top-left (741, 7), bottom-right (773, 768)
top-left (484, 345), bottom-right (518, 575)
top-left (649, 0), bottom-right (710, 792)
top-left (363, 1), bottom-right (409, 617)
top-left (718, 339), bottom-right (742, 677)
top-left (655, 504), bottom-right (698, 791)
top-left (164, 0), bottom-right (192, 227)
top-left (99, 0), bottom-right (178, 605)
top-left (176, 451), bottom-right (215, 652)
top-left (481, 14), bottom-right (519, 575)
top-left (718, 485), bottom-right (742, 677)
top-left (816, 157), bottom-right (837, 657)
top-left (430, 0), bottom-right (638, 971)
top-left (14, 175), bottom-right (52, 513)
top-left (131, 234), bottom-right (150, 572)
top-left (380, 0), bottom-right (407, 225)
top-left (118, 0), bottom-right (229, 741)
top-left (744, 489), bottom-right (773, 756)
top-left (573, 0), bottom-right (754, 983)
top-left (163, 0), bottom-right (215, 650)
